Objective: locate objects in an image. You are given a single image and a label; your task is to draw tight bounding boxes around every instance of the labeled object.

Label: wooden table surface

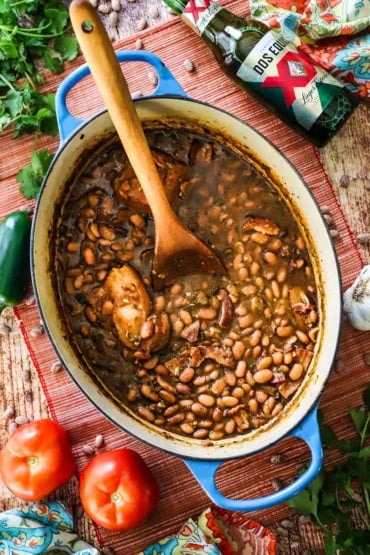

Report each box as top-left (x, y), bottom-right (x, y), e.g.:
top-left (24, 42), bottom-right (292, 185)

top-left (0, 1), bottom-right (369, 554)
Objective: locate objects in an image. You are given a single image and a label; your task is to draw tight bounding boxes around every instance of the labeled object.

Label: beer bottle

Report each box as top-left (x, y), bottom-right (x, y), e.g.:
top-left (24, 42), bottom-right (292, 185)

top-left (163, 0), bottom-right (357, 147)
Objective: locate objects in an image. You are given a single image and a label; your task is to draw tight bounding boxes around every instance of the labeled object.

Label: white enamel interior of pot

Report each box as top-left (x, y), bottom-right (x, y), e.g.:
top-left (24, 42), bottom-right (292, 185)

top-left (32, 97), bottom-right (342, 460)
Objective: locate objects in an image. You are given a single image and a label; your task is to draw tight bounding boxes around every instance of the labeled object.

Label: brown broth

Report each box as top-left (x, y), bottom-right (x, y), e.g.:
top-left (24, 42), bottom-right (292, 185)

top-left (54, 128), bottom-right (319, 440)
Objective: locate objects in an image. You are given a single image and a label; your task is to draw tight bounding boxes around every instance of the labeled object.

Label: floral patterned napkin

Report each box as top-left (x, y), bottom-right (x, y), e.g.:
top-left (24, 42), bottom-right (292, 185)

top-left (249, 0), bottom-right (370, 99)
top-left (0, 503), bottom-right (275, 555)
top-left (139, 507), bottom-right (276, 555)
top-left (0, 502), bottom-right (98, 555)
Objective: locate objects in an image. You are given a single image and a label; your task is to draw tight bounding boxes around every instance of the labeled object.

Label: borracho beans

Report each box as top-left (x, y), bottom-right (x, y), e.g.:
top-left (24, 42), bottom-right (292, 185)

top-left (53, 127), bottom-right (319, 441)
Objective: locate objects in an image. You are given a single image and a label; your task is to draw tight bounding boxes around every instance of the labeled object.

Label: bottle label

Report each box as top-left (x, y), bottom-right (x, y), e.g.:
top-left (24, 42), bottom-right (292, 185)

top-left (236, 30), bottom-right (345, 130)
top-left (178, 0), bottom-right (221, 35)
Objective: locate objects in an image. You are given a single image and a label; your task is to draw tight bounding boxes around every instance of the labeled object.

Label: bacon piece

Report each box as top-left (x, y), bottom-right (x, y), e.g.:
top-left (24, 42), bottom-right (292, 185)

top-left (218, 288), bottom-right (234, 329)
top-left (181, 320), bottom-right (200, 343)
top-left (139, 312), bottom-right (171, 353)
top-left (164, 345), bottom-right (236, 376)
top-left (296, 347), bottom-right (313, 370)
top-left (234, 410), bottom-right (250, 432)
top-left (242, 216), bottom-right (280, 236)
top-left (188, 345), bottom-right (236, 369)
top-left (289, 287), bottom-right (313, 314)
top-left (278, 380), bottom-right (300, 399)
top-left (271, 372), bottom-right (286, 384)
top-left (115, 149), bottom-right (187, 211)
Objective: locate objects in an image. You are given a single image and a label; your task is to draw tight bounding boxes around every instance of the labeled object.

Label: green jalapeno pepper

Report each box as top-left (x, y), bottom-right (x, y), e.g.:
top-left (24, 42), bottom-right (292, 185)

top-left (0, 210), bottom-right (32, 312)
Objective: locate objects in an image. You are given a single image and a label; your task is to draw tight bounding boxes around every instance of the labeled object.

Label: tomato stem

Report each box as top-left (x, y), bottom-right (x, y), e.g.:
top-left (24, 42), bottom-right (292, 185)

top-left (27, 456), bottom-right (38, 467)
top-left (111, 491), bottom-right (121, 503)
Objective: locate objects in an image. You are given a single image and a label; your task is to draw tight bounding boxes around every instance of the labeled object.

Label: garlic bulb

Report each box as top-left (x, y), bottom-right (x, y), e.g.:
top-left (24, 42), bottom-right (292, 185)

top-left (343, 265), bottom-right (370, 331)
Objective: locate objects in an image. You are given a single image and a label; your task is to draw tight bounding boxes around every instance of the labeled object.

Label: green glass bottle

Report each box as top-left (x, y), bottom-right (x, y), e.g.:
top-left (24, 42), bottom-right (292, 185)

top-left (163, 0), bottom-right (358, 147)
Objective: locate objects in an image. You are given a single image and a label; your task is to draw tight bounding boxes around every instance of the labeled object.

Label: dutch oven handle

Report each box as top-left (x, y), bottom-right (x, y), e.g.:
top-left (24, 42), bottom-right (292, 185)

top-left (55, 50), bottom-right (186, 143)
top-left (182, 406), bottom-right (322, 512)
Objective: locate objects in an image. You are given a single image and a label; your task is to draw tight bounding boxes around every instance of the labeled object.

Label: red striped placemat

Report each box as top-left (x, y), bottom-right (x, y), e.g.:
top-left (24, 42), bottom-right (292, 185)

top-left (2, 2), bottom-right (369, 552)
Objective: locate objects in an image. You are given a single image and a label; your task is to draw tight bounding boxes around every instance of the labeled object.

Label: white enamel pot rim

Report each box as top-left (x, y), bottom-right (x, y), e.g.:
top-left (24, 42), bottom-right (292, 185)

top-left (31, 52), bottom-right (342, 511)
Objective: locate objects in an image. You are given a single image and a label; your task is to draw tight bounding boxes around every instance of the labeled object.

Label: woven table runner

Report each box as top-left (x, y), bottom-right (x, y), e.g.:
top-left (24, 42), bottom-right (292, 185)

top-left (1, 1), bottom-right (369, 552)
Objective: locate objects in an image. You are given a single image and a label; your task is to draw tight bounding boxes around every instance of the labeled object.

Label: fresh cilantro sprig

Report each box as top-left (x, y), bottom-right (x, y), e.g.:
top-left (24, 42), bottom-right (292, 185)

top-left (286, 384), bottom-right (370, 554)
top-left (1, 84), bottom-right (57, 136)
top-left (16, 149), bottom-right (54, 200)
top-left (0, 0), bottom-right (79, 199)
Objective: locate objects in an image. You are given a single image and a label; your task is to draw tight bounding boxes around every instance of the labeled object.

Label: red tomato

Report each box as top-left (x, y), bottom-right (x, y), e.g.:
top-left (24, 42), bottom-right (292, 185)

top-left (0, 418), bottom-right (75, 501)
top-left (80, 448), bottom-right (159, 531)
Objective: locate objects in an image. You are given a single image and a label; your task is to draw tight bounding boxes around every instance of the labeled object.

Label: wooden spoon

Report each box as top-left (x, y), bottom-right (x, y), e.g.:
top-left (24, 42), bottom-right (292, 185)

top-left (69, 0), bottom-right (225, 289)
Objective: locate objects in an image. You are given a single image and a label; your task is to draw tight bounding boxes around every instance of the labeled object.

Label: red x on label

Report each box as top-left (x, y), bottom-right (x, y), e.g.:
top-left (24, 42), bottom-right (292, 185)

top-left (262, 52), bottom-right (317, 107)
top-left (183, 0), bottom-right (210, 22)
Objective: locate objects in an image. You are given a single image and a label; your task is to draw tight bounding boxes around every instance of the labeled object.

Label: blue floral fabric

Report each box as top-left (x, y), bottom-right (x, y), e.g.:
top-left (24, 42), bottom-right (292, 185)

top-left (250, 0), bottom-right (370, 99)
top-left (0, 502), bottom-right (99, 555)
top-left (139, 517), bottom-right (221, 555)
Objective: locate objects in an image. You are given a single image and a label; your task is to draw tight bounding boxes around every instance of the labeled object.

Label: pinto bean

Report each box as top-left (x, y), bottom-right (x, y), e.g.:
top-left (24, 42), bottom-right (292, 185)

top-left (143, 355), bottom-right (159, 369)
top-left (224, 370), bottom-right (237, 387)
top-left (248, 398), bottom-right (259, 413)
top-left (254, 369), bottom-right (273, 384)
top-left (255, 390), bottom-right (268, 403)
top-left (272, 351), bottom-right (284, 365)
top-left (198, 419), bottom-right (213, 429)
top-left (193, 428), bottom-right (209, 439)
top-left (211, 378), bottom-right (226, 396)
top-left (141, 384), bottom-right (159, 401)
top-left (191, 402), bottom-right (208, 416)
top-left (164, 404), bottom-right (180, 417)
top-left (176, 383), bottom-right (191, 395)
top-left (179, 366), bottom-right (195, 383)
top-left (167, 412), bottom-right (185, 426)
top-left (225, 419), bottom-right (236, 435)
top-left (83, 246), bottom-right (96, 265)
top-left (289, 363), bottom-right (304, 381)
top-left (232, 340), bottom-right (245, 360)
top-left (157, 375), bottom-right (176, 394)
top-left (271, 280), bottom-right (280, 298)
top-left (276, 325), bottom-right (294, 338)
top-left (257, 356), bottom-right (273, 371)
top-left (198, 307), bottom-right (217, 320)
top-left (276, 266), bottom-right (287, 282)
top-left (231, 387), bottom-right (244, 399)
top-left (264, 251), bottom-right (277, 266)
top-left (159, 390), bottom-right (176, 404)
top-left (180, 422), bottom-right (194, 434)
top-left (235, 360), bottom-right (247, 378)
top-left (220, 395), bottom-right (239, 408)
top-left (198, 393), bottom-right (216, 407)
top-left (263, 397), bottom-right (276, 416)
top-left (250, 330), bottom-right (262, 347)
top-left (137, 406), bottom-right (155, 423)
top-left (296, 330), bottom-right (310, 344)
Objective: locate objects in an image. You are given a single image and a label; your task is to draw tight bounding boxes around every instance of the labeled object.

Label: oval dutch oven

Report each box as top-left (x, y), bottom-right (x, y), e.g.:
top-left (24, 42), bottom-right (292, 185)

top-left (31, 51), bottom-right (342, 512)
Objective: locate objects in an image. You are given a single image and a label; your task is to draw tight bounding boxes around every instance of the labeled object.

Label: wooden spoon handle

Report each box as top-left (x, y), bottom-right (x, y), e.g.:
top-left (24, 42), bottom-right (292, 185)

top-left (69, 0), bottom-right (175, 225)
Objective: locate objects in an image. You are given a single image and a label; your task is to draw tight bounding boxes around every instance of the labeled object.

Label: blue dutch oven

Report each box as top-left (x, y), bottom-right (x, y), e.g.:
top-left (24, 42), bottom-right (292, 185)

top-left (31, 50), bottom-right (342, 512)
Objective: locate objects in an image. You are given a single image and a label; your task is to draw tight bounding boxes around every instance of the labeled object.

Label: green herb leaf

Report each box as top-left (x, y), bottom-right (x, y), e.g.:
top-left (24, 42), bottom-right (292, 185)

top-left (0, 0), bottom-right (78, 150)
top-left (43, 51), bottom-right (64, 74)
top-left (0, 113), bottom-right (11, 131)
top-left (54, 35), bottom-right (79, 61)
top-left (44, 8), bottom-right (69, 34)
top-left (5, 90), bottom-right (23, 118)
top-left (31, 149), bottom-right (54, 178)
top-left (285, 384), bottom-right (370, 554)
top-left (16, 148), bottom-right (54, 199)
top-left (17, 165), bottom-right (42, 200)
top-left (349, 407), bottom-right (367, 435)
top-left (286, 469), bottom-right (325, 525)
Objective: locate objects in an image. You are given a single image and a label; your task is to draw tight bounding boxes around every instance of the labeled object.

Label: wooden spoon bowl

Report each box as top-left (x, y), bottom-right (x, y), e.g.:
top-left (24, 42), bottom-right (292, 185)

top-left (69, 0), bottom-right (225, 289)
